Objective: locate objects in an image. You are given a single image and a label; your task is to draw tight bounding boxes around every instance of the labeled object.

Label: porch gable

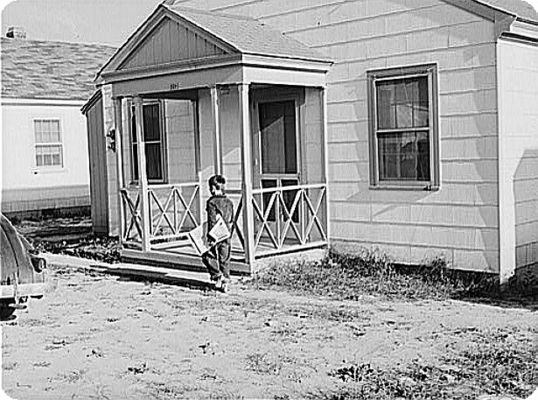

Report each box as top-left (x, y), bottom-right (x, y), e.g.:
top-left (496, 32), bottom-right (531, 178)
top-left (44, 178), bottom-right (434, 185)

top-left (118, 16), bottom-right (232, 72)
top-left (98, 5), bottom-right (240, 79)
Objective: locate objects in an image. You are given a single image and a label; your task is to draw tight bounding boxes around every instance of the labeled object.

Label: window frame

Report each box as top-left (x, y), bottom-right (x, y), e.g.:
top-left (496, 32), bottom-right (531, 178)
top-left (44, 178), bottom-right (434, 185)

top-left (367, 64), bottom-right (440, 190)
top-left (33, 118), bottom-right (64, 170)
top-left (129, 100), bottom-right (167, 185)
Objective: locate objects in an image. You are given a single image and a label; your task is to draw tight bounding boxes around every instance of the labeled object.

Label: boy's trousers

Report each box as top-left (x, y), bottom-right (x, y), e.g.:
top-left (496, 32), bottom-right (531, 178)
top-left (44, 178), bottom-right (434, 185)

top-left (202, 240), bottom-right (231, 279)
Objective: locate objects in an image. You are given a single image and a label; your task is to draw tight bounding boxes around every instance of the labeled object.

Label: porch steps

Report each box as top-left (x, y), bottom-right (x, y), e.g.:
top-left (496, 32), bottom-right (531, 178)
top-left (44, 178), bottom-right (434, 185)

top-left (121, 248), bottom-right (251, 276)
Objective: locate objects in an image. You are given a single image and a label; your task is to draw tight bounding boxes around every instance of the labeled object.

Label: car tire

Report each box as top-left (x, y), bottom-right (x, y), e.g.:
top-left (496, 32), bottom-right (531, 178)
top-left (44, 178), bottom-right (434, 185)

top-left (0, 299), bottom-right (15, 320)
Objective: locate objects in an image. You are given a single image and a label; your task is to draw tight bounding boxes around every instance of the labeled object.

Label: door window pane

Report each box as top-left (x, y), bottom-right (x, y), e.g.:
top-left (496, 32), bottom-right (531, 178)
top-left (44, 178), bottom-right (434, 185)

top-left (259, 101), bottom-right (297, 174)
top-left (131, 103), bottom-right (164, 182)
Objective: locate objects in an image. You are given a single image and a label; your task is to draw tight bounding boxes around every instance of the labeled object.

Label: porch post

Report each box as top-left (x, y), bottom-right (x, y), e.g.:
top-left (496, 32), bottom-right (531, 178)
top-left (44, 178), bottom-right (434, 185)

top-left (210, 86), bottom-right (222, 174)
top-left (238, 83), bottom-right (256, 267)
top-left (192, 99), bottom-right (203, 226)
top-left (320, 87), bottom-right (331, 241)
top-left (133, 96), bottom-right (151, 252)
top-left (113, 97), bottom-right (124, 246)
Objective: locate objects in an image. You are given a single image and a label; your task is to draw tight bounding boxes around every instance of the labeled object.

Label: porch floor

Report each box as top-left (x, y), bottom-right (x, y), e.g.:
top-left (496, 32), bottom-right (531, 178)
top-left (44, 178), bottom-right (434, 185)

top-left (121, 238), bottom-right (327, 276)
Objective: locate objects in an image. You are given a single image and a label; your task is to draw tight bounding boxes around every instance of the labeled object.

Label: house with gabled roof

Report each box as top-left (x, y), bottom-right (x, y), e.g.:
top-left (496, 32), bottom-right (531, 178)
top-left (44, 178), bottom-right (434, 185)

top-left (1, 32), bottom-right (116, 220)
top-left (84, 0), bottom-right (538, 284)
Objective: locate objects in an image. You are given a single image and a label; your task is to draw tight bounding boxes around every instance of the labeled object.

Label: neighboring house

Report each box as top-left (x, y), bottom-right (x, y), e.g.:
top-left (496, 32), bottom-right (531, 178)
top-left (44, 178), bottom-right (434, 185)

top-left (1, 31), bottom-right (116, 218)
top-left (84, 0), bottom-right (538, 283)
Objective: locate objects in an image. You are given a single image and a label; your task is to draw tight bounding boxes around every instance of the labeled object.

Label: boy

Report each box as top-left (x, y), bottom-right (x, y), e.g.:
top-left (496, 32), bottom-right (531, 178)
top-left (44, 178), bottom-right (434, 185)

top-left (202, 175), bottom-right (234, 292)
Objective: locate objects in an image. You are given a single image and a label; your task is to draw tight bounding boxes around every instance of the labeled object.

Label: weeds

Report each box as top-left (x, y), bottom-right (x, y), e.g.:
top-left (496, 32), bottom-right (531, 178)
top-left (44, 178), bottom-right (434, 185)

top-left (251, 247), bottom-right (534, 302)
top-left (13, 216), bottom-right (121, 263)
top-left (32, 235), bottom-right (121, 264)
top-left (320, 328), bottom-right (536, 400)
top-left (245, 352), bottom-right (282, 375)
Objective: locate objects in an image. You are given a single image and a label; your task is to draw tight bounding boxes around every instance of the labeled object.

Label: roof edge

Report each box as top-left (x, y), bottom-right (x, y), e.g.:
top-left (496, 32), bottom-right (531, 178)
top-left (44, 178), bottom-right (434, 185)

top-left (165, 4), bottom-right (332, 64)
top-left (81, 90), bottom-right (103, 114)
top-left (443, 0), bottom-right (515, 21)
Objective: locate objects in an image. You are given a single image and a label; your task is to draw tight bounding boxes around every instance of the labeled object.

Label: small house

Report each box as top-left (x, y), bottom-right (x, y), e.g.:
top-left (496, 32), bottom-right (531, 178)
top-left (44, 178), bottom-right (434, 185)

top-left (85, 0), bottom-right (538, 283)
top-left (1, 29), bottom-right (115, 220)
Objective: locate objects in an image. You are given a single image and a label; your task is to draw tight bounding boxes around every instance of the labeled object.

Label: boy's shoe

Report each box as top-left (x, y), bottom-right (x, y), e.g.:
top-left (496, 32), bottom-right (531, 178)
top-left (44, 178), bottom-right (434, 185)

top-left (220, 278), bottom-right (230, 293)
top-left (213, 276), bottom-right (223, 290)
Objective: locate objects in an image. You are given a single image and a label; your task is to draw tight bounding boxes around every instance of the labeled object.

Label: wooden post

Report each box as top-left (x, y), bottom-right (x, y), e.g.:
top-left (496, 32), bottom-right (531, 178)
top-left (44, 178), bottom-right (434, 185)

top-left (193, 99), bottom-right (202, 226)
top-left (113, 97), bottom-right (125, 246)
top-left (133, 96), bottom-right (151, 252)
top-left (320, 87), bottom-right (330, 242)
top-left (238, 83), bottom-right (255, 268)
top-left (210, 86), bottom-right (222, 174)
top-left (211, 86), bottom-right (222, 174)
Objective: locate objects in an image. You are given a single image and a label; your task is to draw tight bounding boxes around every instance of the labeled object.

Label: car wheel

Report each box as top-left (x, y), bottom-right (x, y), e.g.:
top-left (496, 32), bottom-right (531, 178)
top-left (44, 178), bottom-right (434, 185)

top-left (0, 299), bottom-right (15, 320)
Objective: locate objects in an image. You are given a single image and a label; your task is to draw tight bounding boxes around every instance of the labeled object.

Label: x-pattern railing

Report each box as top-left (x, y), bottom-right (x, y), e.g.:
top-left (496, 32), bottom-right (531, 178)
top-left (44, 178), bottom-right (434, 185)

top-left (229, 195), bottom-right (245, 250)
top-left (251, 183), bottom-right (327, 252)
top-left (148, 183), bottom-right (200, 240)
top-left (120, 188), bottom-right (142, 242)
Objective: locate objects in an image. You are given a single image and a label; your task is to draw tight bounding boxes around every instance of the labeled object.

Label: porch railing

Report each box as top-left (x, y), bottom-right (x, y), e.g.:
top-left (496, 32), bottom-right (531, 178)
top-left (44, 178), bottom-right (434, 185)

top-left (120, 187), bottom-right (142, 246)
top-left (147, 182), bottom-right (201, 242)
top-left (120, 182), bottom-right (327, 258)
top-left (120, 182), bottom-right (201, 247)
top-left (251, 183), bottom-right (328, 256)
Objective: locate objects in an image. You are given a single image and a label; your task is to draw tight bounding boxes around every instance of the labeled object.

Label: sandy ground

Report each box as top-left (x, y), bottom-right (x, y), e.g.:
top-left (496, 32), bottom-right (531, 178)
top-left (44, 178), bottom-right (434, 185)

top-left (1, 265), bottom-right (536, 400)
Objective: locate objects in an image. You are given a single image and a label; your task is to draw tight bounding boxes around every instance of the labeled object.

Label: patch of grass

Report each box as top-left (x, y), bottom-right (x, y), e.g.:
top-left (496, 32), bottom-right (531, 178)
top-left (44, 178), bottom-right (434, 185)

top-left (245, 352), bottom-right (282, 375)
top-left (14, 216), bottom-right (121, 264)
top-left (32, 235), bottom-right (121, 264)
top-left (318, 328), bottom-right (536, 400)
top-left (251, 248), bottom-right (534, 302)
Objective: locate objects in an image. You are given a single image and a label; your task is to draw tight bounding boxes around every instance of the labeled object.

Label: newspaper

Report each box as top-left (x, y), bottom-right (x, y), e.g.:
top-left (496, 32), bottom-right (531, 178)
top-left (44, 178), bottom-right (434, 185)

top-left (187, 216), bottom-right (231, 256)
top-left (187, 224), bottom-right (209, 256)
top-left (208, 214), bottom-right (231, 243)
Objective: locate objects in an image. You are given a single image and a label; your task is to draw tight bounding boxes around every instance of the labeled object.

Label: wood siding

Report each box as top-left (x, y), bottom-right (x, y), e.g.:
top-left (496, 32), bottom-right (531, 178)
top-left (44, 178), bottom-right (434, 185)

top-left (119, 17), bottom-right (227, 71)
top-left (174, 0), bottom-right (501, 272)
top-left (85, 94), bottom-right (109, 234)
top-left (498, 39), bottom-right (538, 281)
top-left (165, 100), bottom-right (198, 184)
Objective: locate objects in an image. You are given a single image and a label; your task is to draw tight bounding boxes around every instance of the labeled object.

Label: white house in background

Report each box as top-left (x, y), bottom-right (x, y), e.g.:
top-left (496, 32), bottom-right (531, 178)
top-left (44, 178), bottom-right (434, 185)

top-left (1, 30), bottom-right (116, 217)
top-left (85, 0), bottom-right (538, 284)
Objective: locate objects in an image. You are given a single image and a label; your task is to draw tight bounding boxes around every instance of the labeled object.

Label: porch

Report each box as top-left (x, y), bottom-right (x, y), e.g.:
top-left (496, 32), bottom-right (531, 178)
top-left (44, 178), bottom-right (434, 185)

top-left (98, 5), bottom-right (332, 273)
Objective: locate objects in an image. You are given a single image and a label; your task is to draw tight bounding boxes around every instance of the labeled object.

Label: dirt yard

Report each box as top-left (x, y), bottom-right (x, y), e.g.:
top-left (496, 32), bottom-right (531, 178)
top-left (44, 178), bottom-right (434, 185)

top-left (2, 263), bottom-right (536, 400)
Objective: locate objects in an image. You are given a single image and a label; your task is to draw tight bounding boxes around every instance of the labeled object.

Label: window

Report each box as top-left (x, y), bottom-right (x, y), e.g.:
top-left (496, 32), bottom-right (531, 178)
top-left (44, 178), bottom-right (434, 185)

top-left (368, 64), bottom-right (439, 189)
top-left (34, 119), bottom-right (63, 168)
top-left (130, 102), bottom-right (165, 182)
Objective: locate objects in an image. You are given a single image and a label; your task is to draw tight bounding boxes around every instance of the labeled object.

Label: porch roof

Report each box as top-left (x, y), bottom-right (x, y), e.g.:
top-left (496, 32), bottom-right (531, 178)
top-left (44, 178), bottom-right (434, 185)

top-left (97, 4), bottom-right (333, 97)
top-left (165, 5), bottom-right (331, 63)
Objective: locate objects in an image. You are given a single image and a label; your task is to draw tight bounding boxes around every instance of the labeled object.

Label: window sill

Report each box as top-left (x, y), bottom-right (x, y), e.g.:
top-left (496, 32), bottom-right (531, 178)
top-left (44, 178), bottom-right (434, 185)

top-left (369, 184), bottom-right (439, 192)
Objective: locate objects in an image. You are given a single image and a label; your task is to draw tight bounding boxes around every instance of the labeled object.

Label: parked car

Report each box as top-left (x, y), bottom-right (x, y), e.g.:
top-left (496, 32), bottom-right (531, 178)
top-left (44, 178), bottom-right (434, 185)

top-left (1, 214), bottom-right (46, 319)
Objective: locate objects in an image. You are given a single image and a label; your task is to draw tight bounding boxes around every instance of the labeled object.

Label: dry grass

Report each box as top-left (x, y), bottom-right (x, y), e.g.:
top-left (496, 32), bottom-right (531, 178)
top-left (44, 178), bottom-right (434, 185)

top-left (316, 328), bottom-right (537, 400)
top-left (251, 248), bottom-right (536, 303)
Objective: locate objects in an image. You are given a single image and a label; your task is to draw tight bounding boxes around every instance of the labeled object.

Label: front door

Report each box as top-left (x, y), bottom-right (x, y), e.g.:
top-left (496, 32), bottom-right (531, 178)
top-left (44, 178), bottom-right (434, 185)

top-left (254, 100), bottom-right (301, 242)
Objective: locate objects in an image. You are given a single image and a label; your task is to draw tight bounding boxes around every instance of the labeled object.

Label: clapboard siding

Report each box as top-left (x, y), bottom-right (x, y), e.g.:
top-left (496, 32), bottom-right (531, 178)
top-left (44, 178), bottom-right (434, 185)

top-left (85, 93), bottom-right (109, 234)
top-left (175, 0), bottom-right (500, 272)
top-left (498, 39), bottom-right (538, 278)
top-left (165, 100), bottom-right (198, 184)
